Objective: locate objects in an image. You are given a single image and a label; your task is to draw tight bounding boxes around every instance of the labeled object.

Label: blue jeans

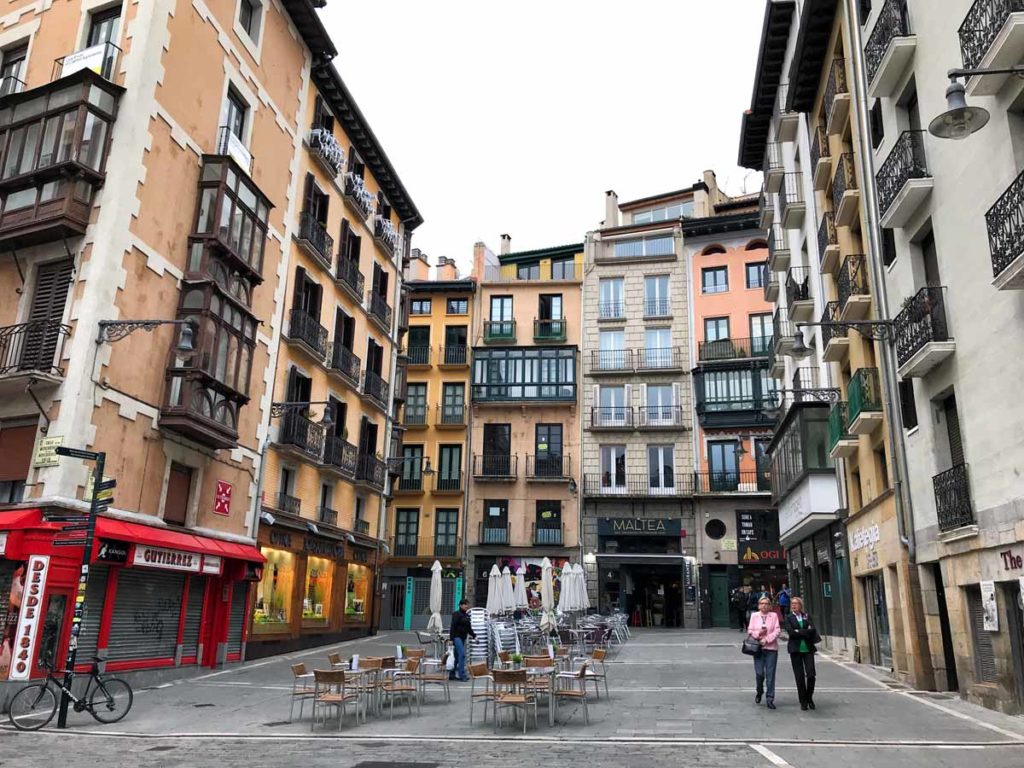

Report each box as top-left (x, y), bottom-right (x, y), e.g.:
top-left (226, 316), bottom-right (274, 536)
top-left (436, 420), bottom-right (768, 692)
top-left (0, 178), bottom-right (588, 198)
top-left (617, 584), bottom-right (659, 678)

top-left (452, 637), bottom-right (467, 680)
top-left (753, 649), bottom-right (778, 702)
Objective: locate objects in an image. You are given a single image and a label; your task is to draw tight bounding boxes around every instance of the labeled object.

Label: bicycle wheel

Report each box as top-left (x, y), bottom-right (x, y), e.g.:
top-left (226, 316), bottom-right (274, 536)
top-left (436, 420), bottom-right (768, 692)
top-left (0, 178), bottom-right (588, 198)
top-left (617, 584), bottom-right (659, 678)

top-left (8, 683), bottom-right (58, 731)
top-left (88, 677), bottom-right (133, 724)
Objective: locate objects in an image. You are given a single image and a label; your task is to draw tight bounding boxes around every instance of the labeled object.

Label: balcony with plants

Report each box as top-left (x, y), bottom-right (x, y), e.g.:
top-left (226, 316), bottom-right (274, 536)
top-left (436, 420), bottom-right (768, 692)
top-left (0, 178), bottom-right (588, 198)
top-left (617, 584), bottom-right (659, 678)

top-left (866, 0), bottom-right (916, 98)
top-left (877, 130), bottom-right (932, 228)
top-left (894, 286), bottom-right (954, 377)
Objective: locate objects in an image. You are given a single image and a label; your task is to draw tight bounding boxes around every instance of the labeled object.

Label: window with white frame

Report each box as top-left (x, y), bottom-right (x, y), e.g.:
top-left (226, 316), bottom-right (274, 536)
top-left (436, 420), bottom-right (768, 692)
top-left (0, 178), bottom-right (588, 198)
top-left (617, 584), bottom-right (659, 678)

top-left (612, 235), bottom-right (674, 259)
top-left (632, 201), bottom-right (694, 223)
top-left (237, 0), bottom-right (264, 43)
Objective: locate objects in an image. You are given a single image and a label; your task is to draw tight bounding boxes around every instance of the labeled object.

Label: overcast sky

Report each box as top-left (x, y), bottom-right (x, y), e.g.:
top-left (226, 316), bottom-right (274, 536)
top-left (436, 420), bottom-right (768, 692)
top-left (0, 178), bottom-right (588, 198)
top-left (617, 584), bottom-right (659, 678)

top-left (320, 1), bottom-right (765, 274)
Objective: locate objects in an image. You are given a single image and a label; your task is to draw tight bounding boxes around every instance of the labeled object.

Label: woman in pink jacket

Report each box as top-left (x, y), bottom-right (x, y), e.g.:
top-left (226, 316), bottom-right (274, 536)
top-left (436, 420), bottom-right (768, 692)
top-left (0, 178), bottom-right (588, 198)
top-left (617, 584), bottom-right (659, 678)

top-left (747, 595), bottom-right (781, 709)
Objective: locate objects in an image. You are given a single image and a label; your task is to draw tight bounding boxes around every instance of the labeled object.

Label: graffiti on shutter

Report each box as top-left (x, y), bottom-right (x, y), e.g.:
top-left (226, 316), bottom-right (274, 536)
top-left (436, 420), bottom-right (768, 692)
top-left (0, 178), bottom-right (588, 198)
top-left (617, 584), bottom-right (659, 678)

top-left (180, 577), bottom-right (206, 660)
top-left (226, 582), bottom-right (249, 656)
top-left (968, 587), bottom-right (997, 683)
top-left (73, 566), bottom-right (108, 664)
top-left (107, 569), bottom-right (185, 661)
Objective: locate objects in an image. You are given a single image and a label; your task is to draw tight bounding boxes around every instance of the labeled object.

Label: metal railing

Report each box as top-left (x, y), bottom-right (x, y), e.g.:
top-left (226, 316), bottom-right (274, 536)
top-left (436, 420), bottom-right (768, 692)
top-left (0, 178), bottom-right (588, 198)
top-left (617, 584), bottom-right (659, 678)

top-left (590, 406), bottom-right (634, 429)
top-left (328, 341), bottom-right (360, 385)
top-left (694, 470), bottom-right (771, 494)
top-left (818, 210), bottom-right (838, 262)
top-left (366, 290), bottom-right (393, 329)
top-left (355, 454), bottom-right (386, 490)
top-left (828, 402), bottom-right (853, 450)
top-left (0, 320), bottom-right (71, 377)
top-left (821, 301), bottom-right (848, 349)
top-left (279, 410), bottom-right (326, 459)
top-left (479, 523), bottom-right (510, 545)
top-left (785, 267), bottom-right (812, 306)
top-left (764, 270), bottom-right (779, 301)
top-left (959, 0), bottom-right (1024, 70)
top-left (638, 405), bottom-right (686, 428)
top-left (374, 214), bottom-right (398, 253)
top-left (287, 308), bottom-right (329, 359)
top-left (643, 297), bottom-right (671, 317)
top-left (434, 472), bottom-right (463, 493)
top-left (276, 492), bottom-right (301, 515)
top-left (406, 345), bottom-right (431, 365)
top-left (484, 319), bottom-right (516, 342)
top-left (779, 173), bottom-right (804, 217)
top-left (934, 463), bottom-right (975, 531)
top-left (773, 307), bottom-right (792, 344)
top-left (472, 454), bottom-right (518, 478)
top-left (440, 345), bottom-right (468, 365)
top-left (598, 300), bottom-right (625, 320)
top-left (698, 336), bottom-right (772, 361)
top-left (308, 127), bottom-right (344, 176)
top-left (866, 0), bottom-right (912, 83)
top-left (527, 454), bottom-right (571, 479)
top-left (0, 75), bottom-right (25, 98)
top-left (363, 369), bottom-right (389, 409)
top-left (582, 473), bottom-right (695, 497)
top-left (769, 223), bottom-right (788, 262)
top-left (589, 349), bottom-right (633, 372)
top-left (298, 209), bottom-right (334, 269)
top-left (985, 167), bottom-right (1024, 280)
top-left (637, 346), bottom-right (683, 370)
top-left (343, 172), bottom-right (374, 218)
top-left (776, 83), bottom-right (795, 115)
top-left (877, 131), bottom-right (929, 218)
top-left (335, 256), bottom-right (365, 298)
top-left (396, 458), bottom-right (424, 491)
top-left (534, 318), bottom-right (567, 340)
top-left (893, 286), bottom-right (951, 367)
top-left (849, 368), bottom-right (883, 424)
top-left (53, 40), bottom-right (121, 82)
top-left (354, 518), bottom-right (370, 535)
top-left (533, 523), bottom-right (564, 546)
top-left (833, 153), bottom-right (857, 212)
top-left (810, 123), bottom-right (829, 170)
top-left (323, 435), bottom-right (358, 477)
top-left (215, 126), bottom-right (253, 174)
top-left (403, 404), bottom-right (427, 426)
top-left (317, 506), bottom-right (338, 526)
top-left (838, 254), bottom-right (870, 312)
top-left (764, 141), bottom-right (782, 175)
top-left (437, 404), bottom-right (466, 426)
top-left (824, 57), bottom-right (849, 115)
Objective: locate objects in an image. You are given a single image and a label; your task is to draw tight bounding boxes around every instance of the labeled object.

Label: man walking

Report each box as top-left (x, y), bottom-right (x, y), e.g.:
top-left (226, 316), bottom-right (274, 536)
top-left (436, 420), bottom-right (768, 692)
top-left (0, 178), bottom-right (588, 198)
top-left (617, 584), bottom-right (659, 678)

top-left (449, 599), bottom-right (476, 682)
top-left (731, 586), bottom-right (748, 631)
top-left (777, 583), bottom-right (792, 618)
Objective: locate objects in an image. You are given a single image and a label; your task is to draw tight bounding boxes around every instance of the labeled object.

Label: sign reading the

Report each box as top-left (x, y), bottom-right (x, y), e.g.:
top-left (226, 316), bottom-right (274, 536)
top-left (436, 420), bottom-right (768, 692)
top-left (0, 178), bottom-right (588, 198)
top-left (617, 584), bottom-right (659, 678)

top-left (9, 556), bottom-right (50, 680)
top-left (597, 518), bottom-right (682, 537)
top-left (213, 481), bottom-right (233, 516)
top-left (33, 436), bottom-right (64, 468)
top-left (1000, 549), bottom-right (1023, 571)
top-left (133, 545), bottom-right (201, 573)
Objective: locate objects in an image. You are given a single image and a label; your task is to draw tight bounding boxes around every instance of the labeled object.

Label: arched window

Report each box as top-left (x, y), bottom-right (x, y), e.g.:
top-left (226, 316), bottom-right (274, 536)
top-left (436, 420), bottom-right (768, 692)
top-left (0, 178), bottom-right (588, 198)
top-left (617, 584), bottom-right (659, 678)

top-left (746, 239), bottom-right (769, 251)
top-left (702, 244), bottom-right (727, 256)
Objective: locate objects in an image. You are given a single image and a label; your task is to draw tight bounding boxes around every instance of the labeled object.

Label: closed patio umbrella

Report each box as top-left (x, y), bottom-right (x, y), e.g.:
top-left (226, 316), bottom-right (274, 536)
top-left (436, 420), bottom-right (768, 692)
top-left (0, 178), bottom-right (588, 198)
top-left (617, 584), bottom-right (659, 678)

top-left (501, 566), bottom-right (516, 613)
top-left (558, 562), bottom-right (576, 613)
top-left (426, 560), bottom-right (444, 634)
top-left (575, 563), bottom-right (590, 611)
top-left (514, 565), bottom-right (528, 609)
top-left (539, 557), bottom-right (556, 632)
top-left (486, 564), bottom-right (503, 615)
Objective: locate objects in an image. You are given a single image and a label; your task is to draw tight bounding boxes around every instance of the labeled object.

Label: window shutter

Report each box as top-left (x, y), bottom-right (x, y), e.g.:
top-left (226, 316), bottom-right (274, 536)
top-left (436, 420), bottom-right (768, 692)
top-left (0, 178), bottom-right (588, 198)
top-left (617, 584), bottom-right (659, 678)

top-left (968, 588), bottom-right (997, 683)
top-left (286, 366), bottom-right (299, 402)
top-left (639, 383), bottom-right (647, 407)
top-left (625, 384), bottom-right (632, 409)
top-left (339, 218), bottom-right (350, 260)
top-left (379, 269), bottom-right (389, 298)
top-left (292, 266), bottom-right (306, 313)
top-left (592, 384), bottom-right (600, 411)
top-left (312, 280), bottom-right (323, 320)
top-left (673, 382), bottom-right (681, 407)
top-left (302, 173), bottom-right (315, 214)
top-left (24, 258), bottom-right (73, 370)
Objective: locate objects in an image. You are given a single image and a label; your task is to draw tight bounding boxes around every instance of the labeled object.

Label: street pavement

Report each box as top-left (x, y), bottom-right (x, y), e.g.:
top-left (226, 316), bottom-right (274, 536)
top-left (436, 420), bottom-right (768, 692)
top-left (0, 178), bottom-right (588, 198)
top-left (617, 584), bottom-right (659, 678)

top-left (2, 627), bottom-right (1023, 767)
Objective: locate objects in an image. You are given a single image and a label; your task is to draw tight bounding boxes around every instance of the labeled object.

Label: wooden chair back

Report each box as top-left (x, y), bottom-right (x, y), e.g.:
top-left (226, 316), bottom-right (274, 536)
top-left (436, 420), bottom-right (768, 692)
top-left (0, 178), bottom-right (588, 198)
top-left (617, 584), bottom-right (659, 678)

top-left (404, 657), bottom-right (421, 674)
top-left (524, 656), bottom-right (550, 668)
top-left (327, 652), bottom-right (342, 666)
top-left (313, 668), bottom-right (347, 686)
top-left (381, 656), bottom-right (396, 669)
top-left (468, 662), bottom-right (489, 679)
top-left (359, 657), bottom-right (382, 670)
top-left (291, 663), bottom-right (308, 677)
top-left (405, 648), bottom-right (426, 659)
top-left (497, 651), bottom-right (511, 664)
top-left (492, 669), bottom-right (527, 687)
top-left (591, 648), bottom-right (607, 662)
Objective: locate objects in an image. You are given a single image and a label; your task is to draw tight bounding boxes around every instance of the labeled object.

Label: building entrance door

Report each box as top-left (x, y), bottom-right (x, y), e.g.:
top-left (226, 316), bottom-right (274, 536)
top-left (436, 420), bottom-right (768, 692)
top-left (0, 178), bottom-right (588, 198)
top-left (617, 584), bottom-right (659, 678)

top-left (864, 574), bottom-right (892, 668)
top-left (708, 569), bottom-right (731, 627)
top-left (932, 563), bottom-right (959, 691)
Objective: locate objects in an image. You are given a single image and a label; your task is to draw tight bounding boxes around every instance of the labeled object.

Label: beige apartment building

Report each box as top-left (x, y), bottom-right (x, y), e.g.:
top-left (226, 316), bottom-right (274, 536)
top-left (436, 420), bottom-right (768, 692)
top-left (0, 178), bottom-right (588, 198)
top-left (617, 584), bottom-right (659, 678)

top-left (464, 238), bottom-right (582, 606)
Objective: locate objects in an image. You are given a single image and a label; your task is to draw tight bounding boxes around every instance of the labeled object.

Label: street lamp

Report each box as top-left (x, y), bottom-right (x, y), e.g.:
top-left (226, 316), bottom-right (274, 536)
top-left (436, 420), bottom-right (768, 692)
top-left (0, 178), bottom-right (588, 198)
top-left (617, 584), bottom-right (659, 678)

top-left (96, 319), bottom-right (195, 352)
top-left (928, 66), bottom-right (1024, 140)
top-left (791, 319), bottom-right (894, 361)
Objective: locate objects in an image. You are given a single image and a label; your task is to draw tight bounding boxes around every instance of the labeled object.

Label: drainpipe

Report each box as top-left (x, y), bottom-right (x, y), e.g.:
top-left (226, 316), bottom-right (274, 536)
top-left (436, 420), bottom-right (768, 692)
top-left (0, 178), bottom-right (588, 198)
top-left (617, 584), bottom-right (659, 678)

top-left (844, 0), bottom-right (916, 561)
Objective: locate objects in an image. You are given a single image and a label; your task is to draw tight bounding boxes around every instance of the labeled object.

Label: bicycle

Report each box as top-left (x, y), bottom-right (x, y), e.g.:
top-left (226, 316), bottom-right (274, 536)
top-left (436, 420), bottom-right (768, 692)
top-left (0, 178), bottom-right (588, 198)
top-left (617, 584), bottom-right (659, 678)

top-left (7, 657), bottom-right (133, 731)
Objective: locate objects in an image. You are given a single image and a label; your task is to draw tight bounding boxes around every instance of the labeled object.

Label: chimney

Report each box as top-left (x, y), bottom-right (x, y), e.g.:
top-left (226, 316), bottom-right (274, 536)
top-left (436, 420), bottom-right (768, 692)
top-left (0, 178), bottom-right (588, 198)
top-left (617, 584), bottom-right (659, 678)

top-left (436, 256), bottom-right (458, 281)
top-left (406, 248), bottom-right (430, 281)
top-left (500, 234), bottom-right (511, 255)
top-left (604, 190), bottom-right (619, 228)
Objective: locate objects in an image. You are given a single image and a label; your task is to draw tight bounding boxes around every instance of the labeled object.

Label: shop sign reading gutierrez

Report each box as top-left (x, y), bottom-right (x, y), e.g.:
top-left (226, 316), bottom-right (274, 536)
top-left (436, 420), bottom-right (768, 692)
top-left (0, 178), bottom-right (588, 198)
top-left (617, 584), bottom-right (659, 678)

top-left (132, 545), bottom-right (223, 575)
top-left (9, 555), bottom-right (50, 680)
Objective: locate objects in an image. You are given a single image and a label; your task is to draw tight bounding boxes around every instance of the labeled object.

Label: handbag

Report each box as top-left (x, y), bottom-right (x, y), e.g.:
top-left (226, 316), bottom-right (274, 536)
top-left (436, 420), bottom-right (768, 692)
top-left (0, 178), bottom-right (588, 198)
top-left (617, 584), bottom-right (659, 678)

top-left (741, 637), bottom-right (763, 657)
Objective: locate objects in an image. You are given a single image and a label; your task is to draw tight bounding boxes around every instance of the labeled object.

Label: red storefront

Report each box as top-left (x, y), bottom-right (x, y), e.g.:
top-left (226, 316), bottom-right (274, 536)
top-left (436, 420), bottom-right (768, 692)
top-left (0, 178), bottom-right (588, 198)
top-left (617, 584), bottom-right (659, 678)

top-left (0, 508), bottom-right (264, 682)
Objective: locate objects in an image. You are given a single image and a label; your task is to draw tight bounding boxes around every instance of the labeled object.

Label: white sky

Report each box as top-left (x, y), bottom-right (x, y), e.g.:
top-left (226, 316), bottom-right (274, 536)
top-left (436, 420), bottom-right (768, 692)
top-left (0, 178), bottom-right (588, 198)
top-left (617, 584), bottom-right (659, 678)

top-left (320, 1), bottom-right (766, 274)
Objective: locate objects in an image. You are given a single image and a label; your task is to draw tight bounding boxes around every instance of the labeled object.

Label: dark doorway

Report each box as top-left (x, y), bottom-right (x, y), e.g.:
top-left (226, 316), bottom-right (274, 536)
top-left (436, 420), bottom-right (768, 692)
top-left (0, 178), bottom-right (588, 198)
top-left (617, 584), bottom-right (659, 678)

top-left (932, 563), bottom-right (959, 691)
top-left (708, 568), bottom-right (731, 627)
top-left (622, 565), bottom-right (683, 628)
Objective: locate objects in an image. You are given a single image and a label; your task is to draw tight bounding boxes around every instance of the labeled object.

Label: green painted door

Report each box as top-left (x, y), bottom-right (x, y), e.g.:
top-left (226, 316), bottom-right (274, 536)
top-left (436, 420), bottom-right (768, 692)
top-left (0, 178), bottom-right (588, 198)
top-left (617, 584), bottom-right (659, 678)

top-left (709, 571), bottom-right (731, 627)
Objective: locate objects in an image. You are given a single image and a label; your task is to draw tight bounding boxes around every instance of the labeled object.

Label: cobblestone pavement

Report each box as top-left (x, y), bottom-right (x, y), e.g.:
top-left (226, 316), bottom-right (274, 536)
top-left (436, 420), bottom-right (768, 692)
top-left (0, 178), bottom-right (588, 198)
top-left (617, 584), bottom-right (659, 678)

top-left (2, 628), bottom-right (1023, 768)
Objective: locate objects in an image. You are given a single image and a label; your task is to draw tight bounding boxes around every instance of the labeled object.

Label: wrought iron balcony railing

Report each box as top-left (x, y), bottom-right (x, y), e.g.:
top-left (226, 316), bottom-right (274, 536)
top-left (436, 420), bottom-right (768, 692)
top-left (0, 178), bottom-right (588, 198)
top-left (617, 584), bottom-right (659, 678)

top-left (877, 130), bottom-right (929, 218)
top-left (0, 320), bottom-right (71, 377)
top-left (818, 210), bottom-right (838, 261)
top-left (638, 405), bottom-right (686, 428)
top-left (598, 300), bottom-right (625, 320)
top-left (590, 407), bottom-right (634, 429)
top-left (436, 404), bottom-right (466, 426)
top-left (534, 318), bottom-right (567, 341)
top-left (866, 0), bottom-right (912, 83)
top-left (335, 256), bottom-right (365, 299)
top-left (363, 369), bottom-right (389, 410)
top-left (533, 523), bottom-right (564, 546)
top-left (403, 405), bottom-right (428, 426)
top-left (308, 126), bottom-right (344, 176)
top-left (785, 267), bottom-right (812, 306)
top-left (985, 167), bottom-right (1024, 280)
top-left (406, 345), bottom-right (431, 365)
top-left (440, 345), bottom-right (468, 366)
top-left (479, 523), bottom-right (510, 545)
top-left (828, 402), bottom-right (854, 451)
top-left (434, 472), bottom-right (464, 493)
top-left (773, 306), bottom-right (792, 343)
top-left (328, 341), bottom-right (360, 386)
top-left (637, 346), bottom-right (684, 370)
top-left (366, 290), bottom-right (393, 330)
top-left (275, 492), bottom-right (301, 515)
top-left (849, 368), bottom-right (883, 424)
top-left (354, 518), bottom-right (370, 535)
top-left (825, 57), bottom-right (849, 114)
top-left (527, 454), bottom-right (572, 479)
top-left (323, 435), bottom-right (358, 477)
top-left (279, 410), bottom-right (326, 459)
top-left (821, 301), bottom-right (848, 349)
top-left (893, 286), bottom-right (951, 368)
top-left (959, 0), bottom-right (1024, 70)
top-left (934, 463), bottom-right (975, 531)
top-left (589, 349), bottom-right (633, 372)
top-left (472, 454), bottom-right (518, 478)
top-left (698, 336), bottom-right (772, 362)
top-left (484, 319), bottom-right (516, 342)
top-left (779, 173), bottom-right (804, 217)
top-left (838, 254), bottom-right (870, 312)
top-left (643, 297), bottom-right (671, 317)
top-left (768, 223), bottom-right (788, 263)
top-left (833, 153), bottom-right (857, 213)
top-left (317, 505), bottom-right (338, 526)
top-left (693, 470), bottom-right (771, 494)
top-left (582, 473), bottom-right (695, 497)
top-left (287, 308), bottom-right (329, 359)
top-left (298, 209), bottom-right (334, 270)
top-left (810, 123), bottom-right (830, 170)
top-left (355, 454), bottom-right (386, 491)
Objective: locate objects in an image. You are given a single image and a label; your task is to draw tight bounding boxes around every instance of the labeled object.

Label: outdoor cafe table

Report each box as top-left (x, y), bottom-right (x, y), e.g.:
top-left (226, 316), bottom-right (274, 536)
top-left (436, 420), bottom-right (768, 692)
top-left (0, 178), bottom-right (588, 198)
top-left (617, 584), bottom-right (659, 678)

top-left (526, 666), bottom-right (557, 727)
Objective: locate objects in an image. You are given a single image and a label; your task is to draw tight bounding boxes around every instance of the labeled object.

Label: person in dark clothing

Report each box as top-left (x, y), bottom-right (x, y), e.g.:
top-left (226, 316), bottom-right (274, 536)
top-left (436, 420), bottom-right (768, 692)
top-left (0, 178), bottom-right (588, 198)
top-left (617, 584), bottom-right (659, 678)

top-left (730, 587), bottom-right (748, 630)
top-left (745, 585), bottom-right (762, 626)
top-left (449, 599), bottom-right (476, 682)
top-left (784, 596), bottom-right (820, 710)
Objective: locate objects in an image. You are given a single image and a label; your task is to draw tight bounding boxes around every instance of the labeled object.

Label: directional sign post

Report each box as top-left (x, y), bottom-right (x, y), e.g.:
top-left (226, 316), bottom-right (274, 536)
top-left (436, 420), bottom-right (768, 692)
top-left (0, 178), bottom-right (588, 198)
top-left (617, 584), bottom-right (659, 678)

top-left (53, 447), bottom-right (110, 729)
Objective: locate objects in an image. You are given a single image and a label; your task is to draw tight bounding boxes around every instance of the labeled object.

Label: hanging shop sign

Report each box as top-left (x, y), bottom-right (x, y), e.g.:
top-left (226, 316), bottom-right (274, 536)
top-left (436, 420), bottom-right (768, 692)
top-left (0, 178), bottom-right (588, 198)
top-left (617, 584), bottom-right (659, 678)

top-left (8, 555), bottom-right (50, 680)
top-left (213, 480), bottom-right (233, 516)
top-left (597, 518), bottom-right (682, 536)
top-left (133, 545), bottom-right (201, 573)
top-left (96, 539), bottom-right (129, 564)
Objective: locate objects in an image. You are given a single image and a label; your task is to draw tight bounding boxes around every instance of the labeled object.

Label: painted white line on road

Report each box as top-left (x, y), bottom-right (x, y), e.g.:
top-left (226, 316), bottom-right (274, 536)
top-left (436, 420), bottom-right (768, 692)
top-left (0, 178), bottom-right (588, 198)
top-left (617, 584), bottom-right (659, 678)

top-left (751, 744), bottom-right (794, 767)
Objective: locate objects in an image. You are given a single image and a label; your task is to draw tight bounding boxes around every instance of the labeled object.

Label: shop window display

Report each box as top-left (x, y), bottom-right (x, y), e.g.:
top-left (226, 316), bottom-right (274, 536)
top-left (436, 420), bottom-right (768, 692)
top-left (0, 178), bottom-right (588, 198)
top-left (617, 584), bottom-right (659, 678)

top-left (302, 556), bottom-right (332, 624)
top-left (345, 564), bottom-right (369, 622)
top-left (253, 548), bottom-right (294, 633)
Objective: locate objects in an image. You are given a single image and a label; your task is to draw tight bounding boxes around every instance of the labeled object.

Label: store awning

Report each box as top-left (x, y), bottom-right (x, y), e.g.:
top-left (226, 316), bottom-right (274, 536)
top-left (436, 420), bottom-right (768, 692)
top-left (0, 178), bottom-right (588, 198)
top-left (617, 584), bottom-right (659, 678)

top-left (0, 508), bottom-right (45, 530)
top-left (94, 518), bottom-right (265, 563)
top-left (595, 553), bottom-right (691, 567)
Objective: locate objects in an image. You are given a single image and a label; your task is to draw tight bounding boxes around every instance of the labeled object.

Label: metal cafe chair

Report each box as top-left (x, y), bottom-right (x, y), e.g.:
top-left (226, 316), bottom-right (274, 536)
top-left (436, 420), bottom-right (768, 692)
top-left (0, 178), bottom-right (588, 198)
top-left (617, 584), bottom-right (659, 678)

top-left (288, 663), bottom-right (316, 722)
top-left (380, 658), bottom-right (421, 719)
top-left (468, 661), bottom-right (496, 724)
top-left (311, 669), bottom-right (364, 730)
top-left (492, 669), bottom-right (538, 734)
top-left (553, 661), bottom-right (590, 725)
